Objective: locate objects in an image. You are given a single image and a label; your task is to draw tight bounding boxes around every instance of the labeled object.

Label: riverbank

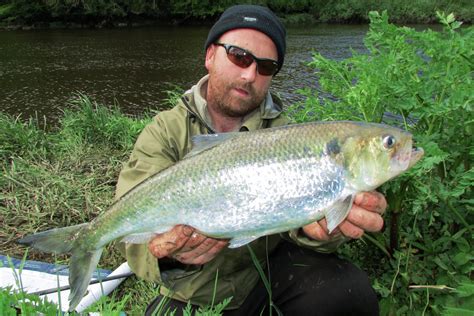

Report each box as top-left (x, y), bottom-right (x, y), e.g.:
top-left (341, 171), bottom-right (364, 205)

top-left (0, 0), bottom-right (472, 30)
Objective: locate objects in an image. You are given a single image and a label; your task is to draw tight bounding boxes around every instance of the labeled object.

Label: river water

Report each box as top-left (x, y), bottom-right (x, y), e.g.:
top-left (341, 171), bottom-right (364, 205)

top-left (0, 24), bottom-right (369, 121)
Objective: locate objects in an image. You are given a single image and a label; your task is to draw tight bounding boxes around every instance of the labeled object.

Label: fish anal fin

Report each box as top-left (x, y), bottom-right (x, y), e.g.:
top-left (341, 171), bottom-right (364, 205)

top-left (121, 226), bottom-right (174, 244)
top-left (325, 195), bottom-right (354, 233)
top-left (121, 232), bottom-right (157, 244)
top-left (228, 236), bottom-right (259, 248)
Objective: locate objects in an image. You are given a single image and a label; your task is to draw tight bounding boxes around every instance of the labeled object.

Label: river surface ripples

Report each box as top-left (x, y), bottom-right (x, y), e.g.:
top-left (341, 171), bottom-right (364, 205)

top-left (0, 24), bottom-right (370, 121)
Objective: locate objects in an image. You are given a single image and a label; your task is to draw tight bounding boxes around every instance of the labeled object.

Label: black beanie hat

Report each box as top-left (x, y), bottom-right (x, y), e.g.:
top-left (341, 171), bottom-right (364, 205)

top-left (205, 5), bottom-right (286, 73)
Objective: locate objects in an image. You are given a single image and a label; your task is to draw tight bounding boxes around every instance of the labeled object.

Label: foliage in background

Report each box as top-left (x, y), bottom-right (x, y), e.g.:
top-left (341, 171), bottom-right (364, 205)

top-left (288, 11), bottom-right (473, 315)
top-left (0, 0), bottom-right (472, 27)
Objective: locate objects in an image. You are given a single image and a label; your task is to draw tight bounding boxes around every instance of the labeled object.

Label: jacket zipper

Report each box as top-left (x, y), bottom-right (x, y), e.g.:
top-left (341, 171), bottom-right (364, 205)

top-left (181, 96), bottom-right (215, 134)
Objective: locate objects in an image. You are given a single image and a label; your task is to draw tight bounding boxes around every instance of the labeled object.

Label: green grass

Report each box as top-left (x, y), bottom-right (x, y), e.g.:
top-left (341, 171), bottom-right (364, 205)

top-left (0, 287), bottom-right (60, 315)
top-left (0, 94), bottom-right (155, 313)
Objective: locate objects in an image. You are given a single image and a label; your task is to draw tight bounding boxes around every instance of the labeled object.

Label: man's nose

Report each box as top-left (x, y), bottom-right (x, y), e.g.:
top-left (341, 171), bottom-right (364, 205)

top-left (240, 62), bottom-right (257, 82)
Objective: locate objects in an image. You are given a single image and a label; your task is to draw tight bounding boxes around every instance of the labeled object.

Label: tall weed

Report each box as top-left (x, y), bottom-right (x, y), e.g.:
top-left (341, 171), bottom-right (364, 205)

top-left (56, 93), bottom-right (150, 154)
top-left (0, 96), bottom-right (154, 312)
top-left (0, 114), bottom-right (49, 161)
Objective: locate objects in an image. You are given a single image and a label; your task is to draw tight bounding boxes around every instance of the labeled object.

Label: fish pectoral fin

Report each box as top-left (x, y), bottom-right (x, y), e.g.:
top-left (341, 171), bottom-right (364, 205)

top-left (228, 236), bottom-right (259, 248)
top-left (325, 195), bottom-right (354, 233)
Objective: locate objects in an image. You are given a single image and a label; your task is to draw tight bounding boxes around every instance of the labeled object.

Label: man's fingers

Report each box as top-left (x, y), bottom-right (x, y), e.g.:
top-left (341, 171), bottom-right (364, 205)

top-left (180, 231), bottom-right (207, 252)
top-left (354, 191), bottom-right (387, 214)
top-left (302, 220), bottom-right (341, 241)
top-left (147, 224), bottom-right (229, 265)
top-left (302, 221), bottom-right (330, 241)
top-left (347, 205), bottom-right (384, 233)
top-left (178, 238), bottom-right (219, 261)
top-left (189, 241), bottom-right (228, 265)
top-left (176, 239), bottom-right (228, 265)
top-left (339, 221), bottom-right (364, 239)
top-left (148, 225), bottom-right (194, 258)
top-left (339, 220), bottom-right (365, 239)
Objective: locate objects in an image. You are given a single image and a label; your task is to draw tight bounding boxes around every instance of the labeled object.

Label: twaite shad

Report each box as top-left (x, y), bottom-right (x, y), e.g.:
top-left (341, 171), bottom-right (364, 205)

top-left (19, 121), bottom-right (424, 311)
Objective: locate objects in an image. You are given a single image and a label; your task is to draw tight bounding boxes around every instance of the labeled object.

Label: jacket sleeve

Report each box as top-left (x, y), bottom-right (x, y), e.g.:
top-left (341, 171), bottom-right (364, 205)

top-left (115, 113), bottom-right (189, 284)
top-left (115, 115), bottom-right (181, 200)
top-left (281, 229), bottom-right (348, 253)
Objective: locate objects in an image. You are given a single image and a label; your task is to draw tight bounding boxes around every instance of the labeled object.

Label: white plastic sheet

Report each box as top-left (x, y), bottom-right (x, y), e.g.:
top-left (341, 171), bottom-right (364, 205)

top-left (0, 256), bottom-right (132, 312)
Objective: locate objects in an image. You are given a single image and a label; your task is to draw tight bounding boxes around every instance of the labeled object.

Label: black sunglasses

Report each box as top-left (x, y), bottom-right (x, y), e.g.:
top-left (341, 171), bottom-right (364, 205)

top-left (214, 42), bottom-right (279, 76)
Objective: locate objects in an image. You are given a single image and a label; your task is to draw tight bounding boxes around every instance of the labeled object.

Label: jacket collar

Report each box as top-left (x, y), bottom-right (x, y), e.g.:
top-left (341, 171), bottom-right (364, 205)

top-left (183, 75), bottom-right (283, 132)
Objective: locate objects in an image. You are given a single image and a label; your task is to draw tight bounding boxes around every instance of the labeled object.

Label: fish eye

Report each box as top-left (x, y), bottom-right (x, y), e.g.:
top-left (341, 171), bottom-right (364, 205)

top-left (383, 135), bottom-right (396, 149)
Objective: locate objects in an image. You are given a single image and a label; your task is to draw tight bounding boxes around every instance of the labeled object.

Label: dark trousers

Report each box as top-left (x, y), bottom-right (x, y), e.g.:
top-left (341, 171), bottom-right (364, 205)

top-left (146, 241), bottom-right (379, 315)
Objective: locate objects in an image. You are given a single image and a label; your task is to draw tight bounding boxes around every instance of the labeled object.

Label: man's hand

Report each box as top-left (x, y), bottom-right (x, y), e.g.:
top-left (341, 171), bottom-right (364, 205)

top-left (302, 191), bottom-right (387, 241)
top-left (148, 225), bottom-right (228, 265)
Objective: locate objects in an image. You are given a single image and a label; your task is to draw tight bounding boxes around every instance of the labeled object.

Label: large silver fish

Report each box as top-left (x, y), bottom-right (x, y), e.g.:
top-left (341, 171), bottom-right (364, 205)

top-left (19, 121), bottom-right (423, 311)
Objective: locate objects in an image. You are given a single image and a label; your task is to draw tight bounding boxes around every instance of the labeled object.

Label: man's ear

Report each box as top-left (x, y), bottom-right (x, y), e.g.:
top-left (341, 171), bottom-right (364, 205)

top-left (205, 45), bottom-right (216, 71)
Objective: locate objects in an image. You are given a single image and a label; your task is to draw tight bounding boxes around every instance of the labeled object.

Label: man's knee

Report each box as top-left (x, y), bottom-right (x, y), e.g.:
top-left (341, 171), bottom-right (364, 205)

top-left (303, 260), bottom-right (379, 315)
top-left (268, 242), bottom-right (379, 315)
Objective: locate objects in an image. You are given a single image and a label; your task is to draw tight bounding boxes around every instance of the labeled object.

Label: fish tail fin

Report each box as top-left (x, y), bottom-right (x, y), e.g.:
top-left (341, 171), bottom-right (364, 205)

top-left (68, 247), bottom-right (103, 311)
top-left (17, 223), bottom-right (88, 254)
top-left (18, 223), bottom-right (103, 311)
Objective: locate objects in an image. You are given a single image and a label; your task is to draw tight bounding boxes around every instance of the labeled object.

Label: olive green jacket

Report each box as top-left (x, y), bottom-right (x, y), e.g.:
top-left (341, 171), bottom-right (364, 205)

top-left (115, 76), bottom-right (346, 309)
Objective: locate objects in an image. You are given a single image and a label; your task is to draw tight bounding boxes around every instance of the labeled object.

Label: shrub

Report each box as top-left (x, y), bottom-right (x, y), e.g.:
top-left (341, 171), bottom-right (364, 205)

top-left (288, 11), bottom-right (473, 315)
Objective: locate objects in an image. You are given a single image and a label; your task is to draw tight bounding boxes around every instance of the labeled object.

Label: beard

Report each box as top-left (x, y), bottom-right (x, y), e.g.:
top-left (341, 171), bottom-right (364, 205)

top-left (207, 78), bottom-right (268, 118)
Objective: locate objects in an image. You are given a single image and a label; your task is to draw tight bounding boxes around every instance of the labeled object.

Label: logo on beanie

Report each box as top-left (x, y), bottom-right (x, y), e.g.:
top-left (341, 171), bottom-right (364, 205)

top-left (243, 17), bottom-right (257, 22)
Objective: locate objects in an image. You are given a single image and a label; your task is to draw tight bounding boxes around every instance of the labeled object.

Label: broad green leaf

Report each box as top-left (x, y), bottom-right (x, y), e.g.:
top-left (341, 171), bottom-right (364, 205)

top-left (453, 252), bottom-right (472, 266)
top-left (456, 283), bottom-right (474, 298)
top-left (443, 307), bottom-right (474, 316)
top-left (446, 13), bottom-right (455, 24)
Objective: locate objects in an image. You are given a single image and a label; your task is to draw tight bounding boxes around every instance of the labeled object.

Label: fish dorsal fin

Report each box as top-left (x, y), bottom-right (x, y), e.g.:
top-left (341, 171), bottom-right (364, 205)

top-left (184, 133), bottom-right (241, 159)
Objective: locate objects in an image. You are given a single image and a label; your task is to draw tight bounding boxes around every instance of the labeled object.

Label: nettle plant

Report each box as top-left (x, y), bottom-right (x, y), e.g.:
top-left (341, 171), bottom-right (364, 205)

top-left (288, 11), bottom-right (473, 315)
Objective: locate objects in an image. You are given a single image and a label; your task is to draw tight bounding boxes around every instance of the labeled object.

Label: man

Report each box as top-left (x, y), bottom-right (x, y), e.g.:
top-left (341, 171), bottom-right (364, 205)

top-left (116, 5), bottom-right (386, 315)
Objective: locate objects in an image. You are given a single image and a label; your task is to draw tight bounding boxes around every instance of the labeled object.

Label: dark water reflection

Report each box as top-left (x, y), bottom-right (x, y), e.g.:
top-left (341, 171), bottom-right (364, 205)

top-left (0, 24), bottom-right (369, 121)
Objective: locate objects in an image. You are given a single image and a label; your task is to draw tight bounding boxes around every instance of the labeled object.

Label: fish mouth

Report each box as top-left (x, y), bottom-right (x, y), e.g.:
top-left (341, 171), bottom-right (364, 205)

top-left (408, 147), bottom-right (424, 168)
top-left (392, 142), bottom-right (424, 172)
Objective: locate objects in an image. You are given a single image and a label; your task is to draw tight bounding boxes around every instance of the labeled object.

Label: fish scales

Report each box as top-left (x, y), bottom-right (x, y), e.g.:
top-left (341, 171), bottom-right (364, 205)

top-left (96, 122), bottom-right (347, 243)
top-left (18, 121), bottom-right (424, 311)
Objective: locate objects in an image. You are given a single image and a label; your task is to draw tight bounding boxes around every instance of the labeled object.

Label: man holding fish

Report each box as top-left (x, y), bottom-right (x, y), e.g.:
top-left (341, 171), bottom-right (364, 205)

top-left (116, 4), bottom-right (386, 315)
top-left (20, 4), bottom-right (422, 313)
